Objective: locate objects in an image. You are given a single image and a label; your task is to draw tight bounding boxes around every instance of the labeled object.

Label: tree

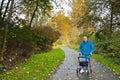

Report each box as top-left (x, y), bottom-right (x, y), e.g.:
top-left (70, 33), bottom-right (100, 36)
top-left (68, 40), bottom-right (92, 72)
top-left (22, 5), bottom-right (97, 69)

top-left (88, 0), bottom-right (120, 55)
top-left (0, 0), bottom-right (11, 26)
top-left (0, 0), bottom-right (5, 20)
top-left (89, 0), bottom-right (120, 34)
top-left (20, 0), bottom-right (53, 29)
top-left (0, 0), bottom-right (54, 56)
top-left (49, 11), bottom-right (79, 46)
top-left (1, 0), bottom-right (13, 55)
top-left (71, 0), bottom-right (95, 34)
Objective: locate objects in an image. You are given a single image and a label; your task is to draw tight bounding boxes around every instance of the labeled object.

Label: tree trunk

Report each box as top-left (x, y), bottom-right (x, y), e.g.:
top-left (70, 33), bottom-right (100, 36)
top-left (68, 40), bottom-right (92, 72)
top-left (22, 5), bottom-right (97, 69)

top-left (8, 0), bottom-right (14, 21)
top-left (1, 0), bottom-right (11, 26)
top-left (29, 1), bottom-right (38, 29)
top-left (1, 25), bottom-right (8, 54)
top-left (1, 0), bottom-right (11, 54)
top-left (1, 0), bottom-right (14, 55)
top-left (110, 0), bottom-right (113, 34)
top-left (0, 0), bottom-right (5, 19)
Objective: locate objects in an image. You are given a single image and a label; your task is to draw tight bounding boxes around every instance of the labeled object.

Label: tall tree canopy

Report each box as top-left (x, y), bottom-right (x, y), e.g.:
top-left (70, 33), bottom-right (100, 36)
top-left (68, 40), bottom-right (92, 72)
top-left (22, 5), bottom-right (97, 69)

top-left (89, 0), bottom-right (120, 33)
top-left (49, 12), bottom-right (74, 45)
top-left (71, 0), bottom-right (95, 34)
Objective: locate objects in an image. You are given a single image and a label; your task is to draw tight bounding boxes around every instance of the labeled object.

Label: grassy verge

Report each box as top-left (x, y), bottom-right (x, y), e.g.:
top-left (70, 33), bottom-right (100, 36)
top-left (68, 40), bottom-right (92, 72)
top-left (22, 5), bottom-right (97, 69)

top-left (71, 47), bottom-right (79, 52)
top-left (73, 48), bottom-right (79, 52)
top-left (0, 48), bottom-right (64, 80)
top-left (92, 54), bottom-right (120, 76)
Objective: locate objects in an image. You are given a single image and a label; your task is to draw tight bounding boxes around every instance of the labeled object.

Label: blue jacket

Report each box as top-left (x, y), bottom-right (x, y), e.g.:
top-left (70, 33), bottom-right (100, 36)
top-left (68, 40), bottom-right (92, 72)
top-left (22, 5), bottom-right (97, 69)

top-left (79, 41), bottom-right (94, 56)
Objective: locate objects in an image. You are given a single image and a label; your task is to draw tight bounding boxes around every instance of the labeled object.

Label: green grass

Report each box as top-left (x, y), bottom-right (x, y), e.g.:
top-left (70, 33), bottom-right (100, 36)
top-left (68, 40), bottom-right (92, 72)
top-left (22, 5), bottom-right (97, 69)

top-left (92, 54), bottom-right (120, 76)
top-left (0, 48), bottom-right (64, 80)
top-left (71, 47), bottom-right (79, 52)
top-left (73, 48), bottom-right (79, 52)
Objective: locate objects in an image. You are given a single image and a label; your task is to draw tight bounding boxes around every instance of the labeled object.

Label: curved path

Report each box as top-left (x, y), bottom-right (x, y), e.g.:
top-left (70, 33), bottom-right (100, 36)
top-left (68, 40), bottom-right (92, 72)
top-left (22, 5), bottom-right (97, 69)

top-left (49, 47), bottom-right (120, 80)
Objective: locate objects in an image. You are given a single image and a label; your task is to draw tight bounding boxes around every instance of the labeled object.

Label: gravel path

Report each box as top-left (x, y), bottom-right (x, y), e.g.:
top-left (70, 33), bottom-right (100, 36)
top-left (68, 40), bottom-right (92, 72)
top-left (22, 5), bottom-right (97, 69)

top-left (48, 47), bottom-right (120, 80)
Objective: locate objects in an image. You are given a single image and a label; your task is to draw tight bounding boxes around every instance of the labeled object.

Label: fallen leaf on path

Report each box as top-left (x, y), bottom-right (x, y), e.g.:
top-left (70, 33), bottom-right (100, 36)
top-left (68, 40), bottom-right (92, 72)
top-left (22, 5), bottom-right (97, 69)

top-left (69, 77), bottom-right (72, 80)
top-left (100, 74), bottom-right (103, 78)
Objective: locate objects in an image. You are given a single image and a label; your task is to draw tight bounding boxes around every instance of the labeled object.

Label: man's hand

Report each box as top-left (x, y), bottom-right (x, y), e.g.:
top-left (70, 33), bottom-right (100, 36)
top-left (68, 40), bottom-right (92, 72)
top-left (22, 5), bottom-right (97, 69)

top-left (90, 53), bottom-right (92, 56)
top-left (79, 52), bottom-right (82, 56)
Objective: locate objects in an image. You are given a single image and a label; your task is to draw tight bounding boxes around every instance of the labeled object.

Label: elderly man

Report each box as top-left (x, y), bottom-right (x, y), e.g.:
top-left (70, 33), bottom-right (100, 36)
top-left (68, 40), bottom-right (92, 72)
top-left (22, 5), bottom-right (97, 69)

top-left (79, 36), bottom-right (94, 73)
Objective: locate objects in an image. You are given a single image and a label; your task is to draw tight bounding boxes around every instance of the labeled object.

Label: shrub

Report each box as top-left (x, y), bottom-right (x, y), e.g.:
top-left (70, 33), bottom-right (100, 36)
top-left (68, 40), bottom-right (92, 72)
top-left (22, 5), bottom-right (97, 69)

top-left (93, 31), bottom-right (120, 58)
top-left (32, 26), bottom-right (60, 52)
top-left (108, 40), bottom-right (120, 58)
top-left (7, 25), bottom-right (36, 57)
top-left (0, 64), bottom-right (4, 71)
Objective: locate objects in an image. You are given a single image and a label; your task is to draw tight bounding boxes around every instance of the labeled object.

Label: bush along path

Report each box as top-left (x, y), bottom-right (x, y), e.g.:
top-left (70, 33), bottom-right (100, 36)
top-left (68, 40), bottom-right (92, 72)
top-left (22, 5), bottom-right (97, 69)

top-left (0, 48), bottom-right (64, 80)
top-left (49, 47), bottom-right (120, 80)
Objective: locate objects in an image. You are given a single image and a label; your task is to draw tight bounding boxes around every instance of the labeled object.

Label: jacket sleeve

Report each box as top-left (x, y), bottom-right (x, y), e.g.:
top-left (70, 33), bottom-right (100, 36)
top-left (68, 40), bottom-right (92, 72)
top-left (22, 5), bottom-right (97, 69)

top-left (90, 42), bottom-right (94, 53)
top-left (79, 43), bottom-right (83, 55)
